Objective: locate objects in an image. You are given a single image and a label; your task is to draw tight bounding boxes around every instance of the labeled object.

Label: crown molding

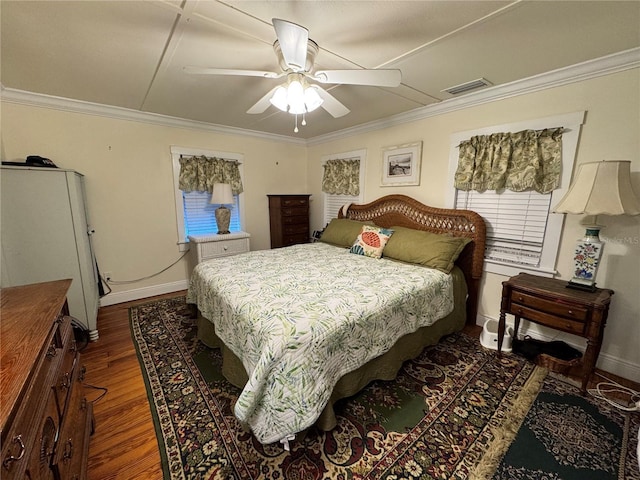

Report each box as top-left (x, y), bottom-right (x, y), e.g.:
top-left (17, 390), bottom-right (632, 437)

top-left (307, 47), bottom-right (640, 146)
top-left (2, 47), bottom-right (638, 148)
top-left (0, 86), bottom-right (307, 146)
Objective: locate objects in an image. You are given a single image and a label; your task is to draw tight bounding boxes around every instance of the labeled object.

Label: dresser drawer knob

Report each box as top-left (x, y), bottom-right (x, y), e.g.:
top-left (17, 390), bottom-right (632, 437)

top-left (46, 343), bottom-right (57, 358)
top-left (223, 246), bottom-right (228, 251)
top-left (2, 435), bottom-right (25, 470)
top-left (568, 310), bottom-right (574, 316)
top-left (63, 439), bottom-right (74, 462)
top-left (517, 296), bottom-right (524, 302)
top-left (517, 308), bottom-right (523, 315)
top-left (61, 372), bottom-right (71, 390)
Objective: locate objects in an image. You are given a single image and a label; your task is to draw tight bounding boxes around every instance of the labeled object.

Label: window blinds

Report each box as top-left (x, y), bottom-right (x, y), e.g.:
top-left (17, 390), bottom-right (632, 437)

top-left (324, 193), bottom-right (360, 225)
top-left (456, 189), bottom-right (552, 267)
top-left (183, 191), bottom-right (241, 236)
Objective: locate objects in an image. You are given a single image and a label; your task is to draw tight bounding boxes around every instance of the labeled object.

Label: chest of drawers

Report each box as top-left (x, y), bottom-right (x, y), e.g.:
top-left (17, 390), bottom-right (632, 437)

top-left (267, 194), bottom-right (311, 248)
top-left (1, 279), bottom-right (93, 480)
top-left (498, 273), bottom-right (613, 393)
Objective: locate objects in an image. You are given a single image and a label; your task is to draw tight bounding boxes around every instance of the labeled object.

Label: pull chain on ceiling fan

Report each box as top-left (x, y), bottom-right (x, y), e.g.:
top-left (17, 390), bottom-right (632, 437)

top-left (184, 18), bottom-right (402, 133)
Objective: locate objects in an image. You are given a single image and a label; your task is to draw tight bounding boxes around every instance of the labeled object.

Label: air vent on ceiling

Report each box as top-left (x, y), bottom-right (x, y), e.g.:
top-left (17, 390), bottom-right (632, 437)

top-left (442, 78), bottom-right (493, 96)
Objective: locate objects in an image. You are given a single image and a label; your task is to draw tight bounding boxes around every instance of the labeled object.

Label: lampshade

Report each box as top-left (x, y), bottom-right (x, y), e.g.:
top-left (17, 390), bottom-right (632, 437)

top-left (553, 160), bottom-right (640, 216)
top-left (210, 183), bottom-right (233, 205)
top-left (553, 160), bottom-right (640, 292)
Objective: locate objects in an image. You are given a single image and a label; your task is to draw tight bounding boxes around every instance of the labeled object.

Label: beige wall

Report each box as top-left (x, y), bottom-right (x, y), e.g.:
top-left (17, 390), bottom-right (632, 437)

top-left (307, 69), bottom-right (640, 380)
top-left (2, 67), bottom-right (638, 379)
top-left (1, 104), bottom-right (308, 295)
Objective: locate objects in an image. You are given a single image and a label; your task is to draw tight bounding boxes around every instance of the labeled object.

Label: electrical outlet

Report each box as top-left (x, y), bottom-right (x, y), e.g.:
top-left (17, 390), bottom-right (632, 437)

top-left (104, 271), bottom-right (112, 282)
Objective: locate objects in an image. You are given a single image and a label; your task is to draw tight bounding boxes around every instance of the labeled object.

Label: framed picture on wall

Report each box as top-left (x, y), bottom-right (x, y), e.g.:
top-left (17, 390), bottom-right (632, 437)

top-left (381, 141), bottom-right (423, 186)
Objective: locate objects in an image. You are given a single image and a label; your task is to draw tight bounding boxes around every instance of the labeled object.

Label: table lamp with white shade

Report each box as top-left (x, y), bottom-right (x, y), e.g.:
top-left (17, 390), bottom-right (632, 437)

top-left (210, 183), bottom-right (234, 234)
top-left (553, 160), bottom-right (640, 291)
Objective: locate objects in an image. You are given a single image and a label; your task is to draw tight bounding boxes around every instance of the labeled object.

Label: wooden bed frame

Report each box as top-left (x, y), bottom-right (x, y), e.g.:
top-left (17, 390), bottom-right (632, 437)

top-left (339, 194), bottom-right (486, 325)
top-left (194, 194), bottom-right (487, 435)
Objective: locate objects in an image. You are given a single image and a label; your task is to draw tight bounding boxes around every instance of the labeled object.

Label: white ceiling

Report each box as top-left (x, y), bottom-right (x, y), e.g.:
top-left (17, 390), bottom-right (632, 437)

top-left (2, 1), bottom-right (639, 139)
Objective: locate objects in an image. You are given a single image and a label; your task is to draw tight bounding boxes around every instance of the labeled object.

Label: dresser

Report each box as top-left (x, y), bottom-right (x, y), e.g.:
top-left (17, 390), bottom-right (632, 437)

top-left (1, 166), bottom-right (100, 340)
top-left (188, 232), bottom-right (251, 266)
top-left (498, 273), bottom-right (614, 393)
top-left (1, 279), bottom-right (93, 480)
top-left (267, 194), bottom-right (311, 248)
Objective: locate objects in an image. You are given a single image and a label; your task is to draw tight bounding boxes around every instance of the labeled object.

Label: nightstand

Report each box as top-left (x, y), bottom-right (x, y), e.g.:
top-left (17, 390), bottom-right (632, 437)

top-left (498, 273), bottom-right (614, 393)
top-left (188, 232), bottom-right (250, 265)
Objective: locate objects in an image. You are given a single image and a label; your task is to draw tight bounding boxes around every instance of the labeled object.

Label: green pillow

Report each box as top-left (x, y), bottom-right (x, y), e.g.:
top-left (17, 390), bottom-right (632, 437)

top-left (383, 226), bottom-right (471, 273)
top-left (319, 218), bottom-right (372, 248)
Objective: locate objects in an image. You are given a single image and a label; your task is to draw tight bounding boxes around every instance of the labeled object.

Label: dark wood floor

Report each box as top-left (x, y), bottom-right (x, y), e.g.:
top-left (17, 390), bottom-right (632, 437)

top-left (82, 292), bottom-right (640, 479)
top-left (82, 294), bottom-right (173, 480)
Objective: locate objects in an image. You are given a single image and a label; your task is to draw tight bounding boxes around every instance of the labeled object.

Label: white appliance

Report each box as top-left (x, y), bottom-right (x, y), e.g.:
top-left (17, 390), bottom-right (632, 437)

top-left (1, 166), bottom-right (100, 339)
top-left (480, 319), bottom-right (514, 352)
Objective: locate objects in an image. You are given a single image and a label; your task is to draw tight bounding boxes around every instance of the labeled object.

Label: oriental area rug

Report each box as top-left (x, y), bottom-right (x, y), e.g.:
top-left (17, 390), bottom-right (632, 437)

top-left (129, 296), bottom-right (638, 479)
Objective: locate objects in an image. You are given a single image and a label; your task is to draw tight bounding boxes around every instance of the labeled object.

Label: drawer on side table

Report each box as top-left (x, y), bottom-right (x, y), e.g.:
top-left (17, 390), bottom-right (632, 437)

top-left (198, 238), bottom-right (248, 259)
top-left (188, 232), bottom-right (251, 264)
top-left (508, 290), bottom-right (588, 335)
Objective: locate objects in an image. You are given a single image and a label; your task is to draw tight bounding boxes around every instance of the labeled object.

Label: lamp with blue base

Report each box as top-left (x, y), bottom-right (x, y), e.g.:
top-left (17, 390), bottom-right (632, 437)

top-left (553, 160), bottom-right (640, 291)
top-left (567, 224), bottom-right (604, 291)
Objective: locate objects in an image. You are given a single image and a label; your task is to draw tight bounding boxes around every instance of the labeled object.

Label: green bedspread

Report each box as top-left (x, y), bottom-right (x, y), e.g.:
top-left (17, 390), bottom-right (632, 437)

top-left (186, 242), bottom-right (454, 444)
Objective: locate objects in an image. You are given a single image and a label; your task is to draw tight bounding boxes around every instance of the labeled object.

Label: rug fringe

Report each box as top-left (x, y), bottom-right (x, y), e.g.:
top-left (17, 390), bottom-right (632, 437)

top-left (468, 365), bottom-right (548, 480)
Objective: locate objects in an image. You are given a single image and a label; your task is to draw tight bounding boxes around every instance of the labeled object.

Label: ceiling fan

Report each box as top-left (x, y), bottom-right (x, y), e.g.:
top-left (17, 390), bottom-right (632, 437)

top-left (184, 18), bottom-right (402, 132)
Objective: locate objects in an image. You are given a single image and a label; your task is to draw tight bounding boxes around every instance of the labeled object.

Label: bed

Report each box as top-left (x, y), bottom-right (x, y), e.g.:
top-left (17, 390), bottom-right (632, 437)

top-left (187, 194), bottom-right (485, 446)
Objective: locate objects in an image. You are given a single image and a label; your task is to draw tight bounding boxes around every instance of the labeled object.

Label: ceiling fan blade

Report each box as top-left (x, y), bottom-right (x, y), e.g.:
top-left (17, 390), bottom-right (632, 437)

top-left (184, 66), bottom-right (282, 79)
top-left (314, 86), bottom-right (350, 118)
top-left (313, 69), bottom-right (402, 87)
top-left (246, 86), bottom-right (281, 114)
top-left (272, 18), bottom-right (308, 72)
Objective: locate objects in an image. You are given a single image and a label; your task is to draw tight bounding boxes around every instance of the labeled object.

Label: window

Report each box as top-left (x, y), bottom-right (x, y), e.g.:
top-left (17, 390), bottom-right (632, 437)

top-left (447, 111), bottom-right (585, 277)
top-left (455, 189), bottom-right (552, 267)
top-left (171, 146), bottom-right (244, 250)
top-left (182, 191), bottom-right (241, 236)
top-left (321, 149), bottom-right (366, 225)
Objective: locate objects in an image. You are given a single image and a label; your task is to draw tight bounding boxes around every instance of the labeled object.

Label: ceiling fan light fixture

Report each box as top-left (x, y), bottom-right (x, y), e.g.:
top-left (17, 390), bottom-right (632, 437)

top-left (269, 86), bottom-right (289, 112)
top-left (304, 86), bottom-right (323, 112)
top-left (286, 79), bottom-right (306, 114)
top-left (188, 18), bottom-right (402, 129)
top-left (288, 102), bottom-right (306, 115)
top-left (287, 78), bottom-right (304, 100)
top-left (269, 74), bottom-right (324, 127)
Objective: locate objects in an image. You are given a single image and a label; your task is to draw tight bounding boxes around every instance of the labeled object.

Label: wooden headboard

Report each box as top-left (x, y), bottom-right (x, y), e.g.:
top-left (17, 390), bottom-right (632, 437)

top-left (339, 194), bottom-right (486, 325)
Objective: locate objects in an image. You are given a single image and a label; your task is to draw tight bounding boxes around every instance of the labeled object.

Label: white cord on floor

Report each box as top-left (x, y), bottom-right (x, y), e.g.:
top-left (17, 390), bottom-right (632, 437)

top-left (588, 373), bottom-right (640, 412)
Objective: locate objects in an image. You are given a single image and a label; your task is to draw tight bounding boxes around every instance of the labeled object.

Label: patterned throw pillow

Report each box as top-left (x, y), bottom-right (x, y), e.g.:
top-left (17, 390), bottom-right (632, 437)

top-left (349, 225), bottom-right (394, 259)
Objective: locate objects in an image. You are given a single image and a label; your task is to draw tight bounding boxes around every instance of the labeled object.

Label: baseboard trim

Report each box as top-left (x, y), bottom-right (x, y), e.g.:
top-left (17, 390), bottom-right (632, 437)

top-left (477, 315), bottom-right (640, 384)
top-left (99, 280), bottom-right (189, 307)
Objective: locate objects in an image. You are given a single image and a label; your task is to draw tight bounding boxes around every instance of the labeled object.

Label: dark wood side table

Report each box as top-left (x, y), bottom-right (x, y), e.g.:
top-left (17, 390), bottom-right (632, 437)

top-left (498, 273), bottom-right (614, 393)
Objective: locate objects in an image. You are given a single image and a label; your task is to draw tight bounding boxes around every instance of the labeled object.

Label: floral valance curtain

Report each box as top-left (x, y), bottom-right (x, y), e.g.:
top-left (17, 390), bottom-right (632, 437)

top-left (322, 158), bottom-right (360, 195)
top-left (454, 127), bottom-right (563, 194)
top-left (178, 156), bottom-right (243, 195)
